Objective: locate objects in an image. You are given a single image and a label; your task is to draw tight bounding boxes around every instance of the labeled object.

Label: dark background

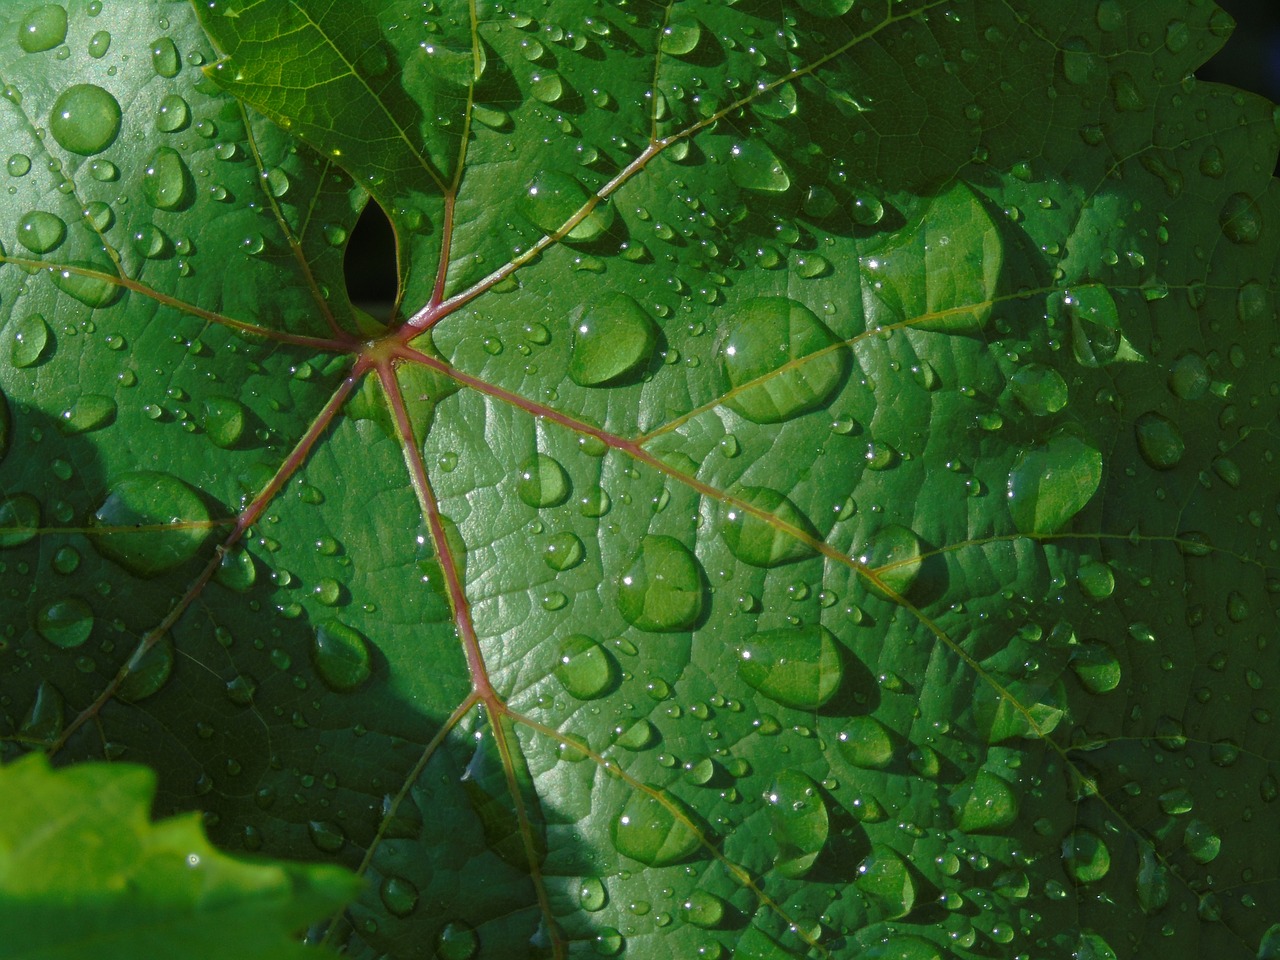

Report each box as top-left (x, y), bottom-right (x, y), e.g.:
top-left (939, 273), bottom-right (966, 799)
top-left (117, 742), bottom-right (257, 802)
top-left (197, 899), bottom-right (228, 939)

top-left (343, 3), bottom-right (1280, 310)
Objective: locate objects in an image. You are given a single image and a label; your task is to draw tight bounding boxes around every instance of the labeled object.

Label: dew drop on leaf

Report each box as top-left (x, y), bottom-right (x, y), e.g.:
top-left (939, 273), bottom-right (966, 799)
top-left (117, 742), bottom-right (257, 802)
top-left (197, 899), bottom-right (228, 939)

top-left (578, 876), bottom-right (607, 911)
top-left (1220, 192), bottom-right (1262, 244)
top-left (17, 211), bottom-right (66, 254)
top-left (118, 636), bottom-right (173, 701)
top-left (568, 293), bottom-right (658, 386)
top-left (516, 453), bottom-right (570, 508)
top-left (611, 788), bottom-right (701, 867)
top-left (728, 140), bottom-right (790, 193)
top-left (11, 314), bottom-right (50, 368)
top-left (50, 262), bottom-right (123, 308)
top-left (837, 715), bottom-right (895, 769)
top-left (721, 486), bottom-right (818, 568)
top-left (956, 770), bottom-right (1019, 833)
top-left (659, 17), bottom-right (700, 56)
top-left (88, 471), bottom-right (210, 577)
top-left (6, 153), bottom-right (30, 177)
top-left (519, 170), bottom-right (612, 241)
top-left (142, 146), bottom-right (193, 211)
top-left (87, 29), bottom-right (110, 58)
top-left (679, 890), bottom-right (725, 928)
top-left (1009, 363), bottom-right (1068, 415)
top-left (1006, 432), bottom-right (1101, 534)
top-left (59, 394), bottom-right (116, 434)
top-left (311, 620), bottom-right (373, 692)
top-left (553, 634), bottom-right (617, 700)
top-left (155, 93), bottom-right (189, 132)
top-left (18, 4), bottom-right (67, 53)
top-left (1070, 641), bottom-right (1121, 694)
top-left (307, 819), bottom-right (346, 854)
top-left (767, 769), bottom-right (828, 878)
top-left (857, 524), bottom-right (924, 599)
top-left (36, 597), bottom-right (94, 648)
top-left (739, 624), bottom-right (843, 710)
top-left (617, 535), bottom-right (704, 632)
top-left (202, 397), bottom-right (246, 448)
top-left (150, 36), bottom-right (180, 77)
top-left (543, 531), bottom-right (584, 571)
top-left (1134, 411), bottom-right (1185, 470)
top-left (379, 875), bottom-right (419, 917)
top-left (435, 920), bottom-right (479, 960)
top-left (1062, 828), bottom-right (1111, 883)
top-left (0, 493), bottom-right (40, 547)
top-left (49, 84), bottom-right (121, 156)
top-left (720, 297), bottom-right (848, 423)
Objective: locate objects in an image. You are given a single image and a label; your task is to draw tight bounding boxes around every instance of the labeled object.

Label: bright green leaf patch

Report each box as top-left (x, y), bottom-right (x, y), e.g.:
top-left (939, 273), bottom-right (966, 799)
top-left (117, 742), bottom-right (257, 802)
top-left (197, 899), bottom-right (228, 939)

top-left (3, 1), bottom-right (1280, 959)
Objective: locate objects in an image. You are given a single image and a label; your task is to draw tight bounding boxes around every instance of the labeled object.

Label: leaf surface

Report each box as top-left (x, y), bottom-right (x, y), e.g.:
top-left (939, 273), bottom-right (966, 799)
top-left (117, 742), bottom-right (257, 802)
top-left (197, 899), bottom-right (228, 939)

top-left (3, 1), bottom-right (1280, 958)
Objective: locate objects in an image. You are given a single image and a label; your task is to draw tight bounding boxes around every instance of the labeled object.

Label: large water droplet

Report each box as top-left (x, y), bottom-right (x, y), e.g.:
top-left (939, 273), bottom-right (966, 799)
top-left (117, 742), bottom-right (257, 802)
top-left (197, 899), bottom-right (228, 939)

top-left (612, 787), bottom-right (701, 866)
top-left (59, 394), bottom-right (116, 434)
top-left (728, 140), bottom-right (790, 193)
top-left (857, 524), bottom-right (923, 599)
top-left (311, 620), bottom-right (373, 691)
top-left (568, 293), bottom-right (658, 386)
top-left (11, 314), bottom-right (50, 368)
top-left (1006, 431), bottom-right (1101, 534)
top-left (50, 262), bottom-right (122, 307)
top-left (660, 17), bottom-right (701, 55)
top-left (1070, 641), bottom-right (1121, 693)
top-left (720, 297), bottom-right (848, 423)
top-left (956, 771), bottom-right (1019, 833)
top-left (118, 636), bottom-right (173, 701)
top-left (49, 84), bottom-right (121, 155)
top-left (17, 211), bottom-right (66, 254)
top-left (519, 170), bottom-right (613, 242)
top-left (36, 597), bottom-right (94, 648)
top-left (856, 845), bottom-right (917, 919)
top-left (202, 397), bottom-right (246, 448)
top-left (516, 453), bottom-right (570, 508)
top-left (0, 493), bottom-right (40, 547)
top-left (767, 769), bottom-right (828, 878)
top-left (739, 624), bottom-right (842, 710)
top-left (142, 146), bottom-right (193, 211)
top-left (436, 920), bottom-right (479, 960)
top-left (617, 535), bottom-right (704, 632)
top-left (554, 634), bottom-right (618, 699)
top-left (155, 93), bottom-right (190, 133)
top-left (721, 486), bottom-right (818, 568)
top-left (88, 472), bottom-right (210, 577)
top-left (679, 890), bottom-right (725, 928)
top-left (150, 36), bottom-right (180, 77)
top-left (1134, 411), bottom-right (1184, 470)
top-left (87, 29), bottom-right (111, 59)
top-left (1062, 828), bottom-right (1110, 883)
top-left (19, 4), bottom-right (68, 53)
top-left (578, 876), bottom-right (608, 911)
top-left (1220, 192), bottom-right (1262, 244)
top-left (1009, 363), bottom-right (1068, 415)
top-left (543, 531), bottom-right (584, 570)
top-left (837, 715), bottom-right (894, 769)
top-left (379, 875), bottom-right (419, 916)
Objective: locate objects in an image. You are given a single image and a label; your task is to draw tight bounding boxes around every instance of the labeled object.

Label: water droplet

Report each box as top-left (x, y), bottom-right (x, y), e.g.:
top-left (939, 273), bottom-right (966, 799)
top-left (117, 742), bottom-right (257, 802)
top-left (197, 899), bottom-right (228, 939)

top-left (837, 715), bottom-right (894, 769)
top-left (150, 36), bottom-right (180, 77)
top-left (375, 875), bottom-right (418, 917)
top-left (612, 788), bottom-right (701, 866)
top-left (1009, 363), bottom-right (1068, 415)
top-left (436, 920), bottom-right (479, 960)
top-left (17, 211), bottom-right (66, 254)
top-left (856, 845), bottom-right (917, 919)
top-left (130, 224), bottom-right (169, 259)
top-left (21, 680), bottom-right (64, 741)
top-left (0, 493), bottom-right (40, 547)
top-left (1069, 641), bottom-right (1121, 693)
top-left (728, 140), bottom-right (789, 193)
top-left (59, 394), bottom-right (115, 434)
top-left (1006, 431), bottom-right (1102, 534)
top-left (529, 70), bottom-right (564, 104)
top-left (613, 717), bottom-right (657, 750)
top-left (617, 535), bottom-right (704, 632)
top-left (19, 5), bottom-right (68, 53)
top-left (519, 170), bottom-right (612, 241)
top-left (516, 453), bottom-right (570, 508)
top-left (202, 397), bottom-right (245, 448)
top-left (739, 624), bottom-right (843, 711)
top-left (49, 84), bottom-right (121, 155)
top-left (118, 636), bottom-right (173, 701)
top-left (1134, 411), bottom-right (1184, 470)
top-left (1062, 828), bottom-right (1110, 883)
top-left (956, 771), bottom-right (1019, 833)
top-left (51, 262), bottom-right (122, 308)
top-left (1221, 192), bottom-right (1262, 244)
top-left (51, 545), bottom-right (80, 574)
top-left (142, 146), bottom-right (193, 210)
top-left (720, 297), bottom-right (848, 424)
top-left (88, 472), bottom-right (210, 577)
top-left (11, 314), bottom-right (50, 368)
top-left (851, 193), bottom-right (886, 226)
top-left (857, 524), bottom-right (923, 599)
top-left (87, 29), bottom-right (111, 59)
top-left (568, 293), bottom-right (658, 386)
top-left (543, 531), bottom-right (585, 571)
top-left (766, 769), bottom-right (827, 878)
top-left (721, 486), bottom-right (818, 568)
top-left (678, 890), bottom-right (725, 928)
top-left (7, 153), bottom-right (30, 177)
top-left (554, 634), bottom-right (618, 699)
top-left (579, 876), bottom-right (608, 911)
top-left (155, 93), bottom-right (189, 132)
top-left (660, 17), bottom-right (701, 55)
top-left (311, 620), bottom-right (373, 691)
top-left (36, 597), bottom-right (94, 648)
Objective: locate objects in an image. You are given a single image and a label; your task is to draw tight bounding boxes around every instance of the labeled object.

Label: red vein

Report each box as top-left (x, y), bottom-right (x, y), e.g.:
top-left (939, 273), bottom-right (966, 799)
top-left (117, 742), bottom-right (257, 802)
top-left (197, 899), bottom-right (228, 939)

top-left (48, 369), bottom-right (362, 753)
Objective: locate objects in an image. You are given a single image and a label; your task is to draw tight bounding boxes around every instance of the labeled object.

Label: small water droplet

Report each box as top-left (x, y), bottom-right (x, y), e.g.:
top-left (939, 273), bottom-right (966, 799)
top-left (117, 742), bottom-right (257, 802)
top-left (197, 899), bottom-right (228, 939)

top-left (660, 17), bottom-right (701, 55)
top-left (307, 819), bottom-right (346, 854)
top-left (1062, 828), bottom-right (1110, 883)
top-left (7, 153), bottom-right (30, 177)
top-left (118, 636), bottom-right (173, 701)
top-left (311, 620), bottom-right (373, 691)
top-left (837, 715), bottom-right (894, 769)
top-left (1221, 192), bottom-right (1262, 244)
top-left (436, 920), bottom-right (479, 960)
top-left (379, 875), bottom-right (419, 916)
top-left (1134, 411), bottom-right (1184, 470)
top-left (543, 531), bottom-right (585, 571)
top-left (516, 453), bottom-right (570, 508)
top-left (87, 29), bottom-right (111, 58)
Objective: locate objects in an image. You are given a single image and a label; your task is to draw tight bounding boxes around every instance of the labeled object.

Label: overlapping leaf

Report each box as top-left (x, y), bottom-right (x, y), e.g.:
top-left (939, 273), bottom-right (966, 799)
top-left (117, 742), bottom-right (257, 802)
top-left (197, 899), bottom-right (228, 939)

top-left (2, 2), bottom-right (1280, 959)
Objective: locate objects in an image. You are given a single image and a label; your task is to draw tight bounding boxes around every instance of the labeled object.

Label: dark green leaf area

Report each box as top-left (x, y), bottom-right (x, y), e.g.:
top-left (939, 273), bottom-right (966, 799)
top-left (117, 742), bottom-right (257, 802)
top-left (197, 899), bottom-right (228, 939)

top-left (3, 2), bottom-right (1280, 960)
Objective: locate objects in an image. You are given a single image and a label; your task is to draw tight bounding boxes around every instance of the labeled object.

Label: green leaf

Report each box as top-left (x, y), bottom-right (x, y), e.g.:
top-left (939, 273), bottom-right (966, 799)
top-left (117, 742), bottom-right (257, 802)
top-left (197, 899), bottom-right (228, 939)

top-left (0, 753), bottom-right (359, 960)
top-left (3, 2), bottom-right (1280, 959)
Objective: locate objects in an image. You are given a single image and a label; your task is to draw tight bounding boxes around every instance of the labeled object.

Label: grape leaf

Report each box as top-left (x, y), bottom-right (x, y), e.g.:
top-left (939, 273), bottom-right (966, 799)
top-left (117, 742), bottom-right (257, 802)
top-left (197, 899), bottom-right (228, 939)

top-left (3, 1), bottom-right (1280, 959)
top-left (0, 752), bottom-right (360, 960)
